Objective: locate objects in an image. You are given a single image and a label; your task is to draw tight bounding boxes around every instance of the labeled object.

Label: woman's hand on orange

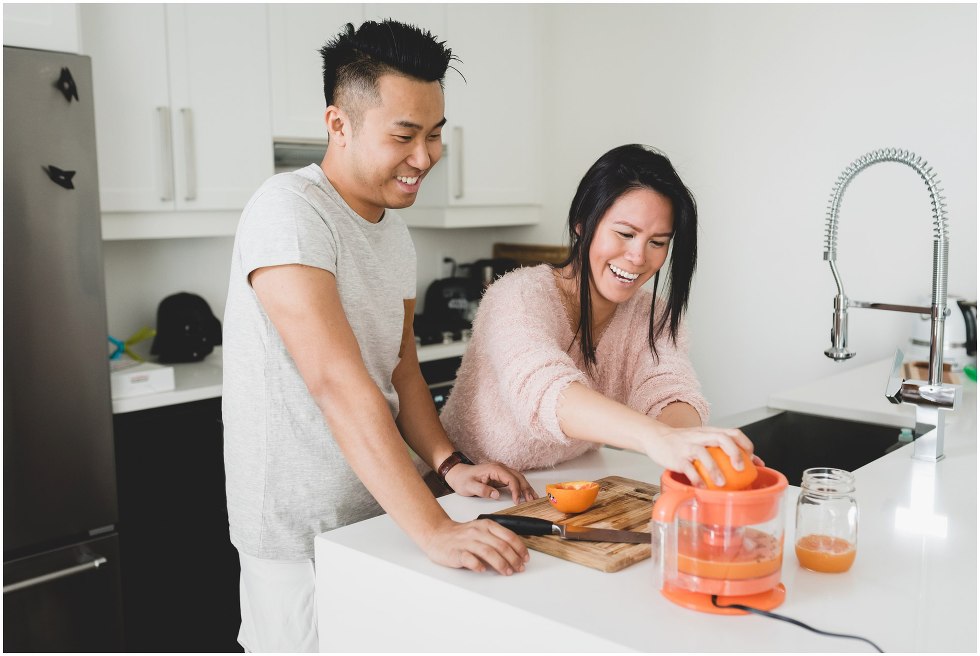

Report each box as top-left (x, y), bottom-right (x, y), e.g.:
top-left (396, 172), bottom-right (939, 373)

top-left (644, 426), bottom-right (756, 488)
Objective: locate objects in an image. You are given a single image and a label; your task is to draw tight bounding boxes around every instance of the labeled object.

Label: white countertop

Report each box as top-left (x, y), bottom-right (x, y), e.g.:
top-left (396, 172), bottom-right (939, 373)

top-left (110, 341), bottom-right (467, 414)
top-left (314, 359), bottom-right (977, 652)
top-left (111, 348), bottom-right (224, 414)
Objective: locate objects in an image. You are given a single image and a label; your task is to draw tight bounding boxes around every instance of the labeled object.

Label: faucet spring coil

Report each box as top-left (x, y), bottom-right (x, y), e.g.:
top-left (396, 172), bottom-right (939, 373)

top-left (823, 148), bottom-right (949, 262)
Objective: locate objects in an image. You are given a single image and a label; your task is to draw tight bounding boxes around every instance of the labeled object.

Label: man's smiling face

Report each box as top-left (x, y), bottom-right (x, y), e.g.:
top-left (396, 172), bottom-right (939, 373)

top-left (342, 73), bottom-right (446, 221)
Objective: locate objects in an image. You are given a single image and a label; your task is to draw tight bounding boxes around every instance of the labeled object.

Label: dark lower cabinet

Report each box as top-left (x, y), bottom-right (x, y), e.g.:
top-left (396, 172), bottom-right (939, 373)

top-left (113, 397), bottom-right (241, 653)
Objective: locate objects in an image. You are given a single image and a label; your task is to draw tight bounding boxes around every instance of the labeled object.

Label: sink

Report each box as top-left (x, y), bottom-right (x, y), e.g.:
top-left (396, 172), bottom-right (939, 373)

top-left (738, 411), bottom-right (905, 486)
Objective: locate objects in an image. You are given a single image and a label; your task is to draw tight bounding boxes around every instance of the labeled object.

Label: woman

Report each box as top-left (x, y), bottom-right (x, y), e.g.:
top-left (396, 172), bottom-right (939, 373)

top-left (440, 144), bottom-right (756, 487)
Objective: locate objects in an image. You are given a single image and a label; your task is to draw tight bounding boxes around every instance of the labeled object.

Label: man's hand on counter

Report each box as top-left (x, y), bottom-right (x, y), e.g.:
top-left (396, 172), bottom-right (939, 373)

top-left (444, 462), bottom-right (539, 504)
top-left (422, 517), bottom-right (530, 575)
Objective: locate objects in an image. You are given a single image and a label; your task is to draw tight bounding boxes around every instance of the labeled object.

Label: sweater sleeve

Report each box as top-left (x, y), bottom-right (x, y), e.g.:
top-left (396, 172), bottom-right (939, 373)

top-left (626, 306), bottom-right (710, 424)
top-left (473, 271), bottom-right (590, 445)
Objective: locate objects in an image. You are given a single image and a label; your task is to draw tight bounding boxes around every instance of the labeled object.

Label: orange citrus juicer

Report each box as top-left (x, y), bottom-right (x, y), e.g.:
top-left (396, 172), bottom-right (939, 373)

top-left (651, 466), bottom-right (789, 615)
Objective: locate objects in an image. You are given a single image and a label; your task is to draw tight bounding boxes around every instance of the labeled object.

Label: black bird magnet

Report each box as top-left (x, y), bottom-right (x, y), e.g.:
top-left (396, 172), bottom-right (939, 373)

top-left (54, 67), bottom-right (79, 103)
top-left (44, 165), bottom-right (76, 190)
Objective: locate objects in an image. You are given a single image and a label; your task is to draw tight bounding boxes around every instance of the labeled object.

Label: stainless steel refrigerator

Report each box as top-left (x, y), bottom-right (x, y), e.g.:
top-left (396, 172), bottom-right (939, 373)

top-left (3, 46), bottom-right (124, 651)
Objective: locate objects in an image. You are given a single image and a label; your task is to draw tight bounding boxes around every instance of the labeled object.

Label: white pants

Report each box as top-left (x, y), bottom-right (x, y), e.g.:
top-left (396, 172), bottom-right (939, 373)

top-left (237, 551), bottom-right (318, 653)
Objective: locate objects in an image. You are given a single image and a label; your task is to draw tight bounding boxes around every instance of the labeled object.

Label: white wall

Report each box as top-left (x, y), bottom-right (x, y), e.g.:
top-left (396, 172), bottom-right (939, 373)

top-left (499, 3), bottom-right (977, 419)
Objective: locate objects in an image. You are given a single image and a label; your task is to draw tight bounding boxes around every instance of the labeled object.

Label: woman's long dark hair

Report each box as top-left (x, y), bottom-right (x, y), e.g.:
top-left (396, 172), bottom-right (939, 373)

top-left (552, 144), bottom-right (698, 373)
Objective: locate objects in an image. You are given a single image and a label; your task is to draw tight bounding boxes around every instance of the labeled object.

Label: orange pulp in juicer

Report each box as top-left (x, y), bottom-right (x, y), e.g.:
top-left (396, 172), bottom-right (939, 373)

top-left (795, 534), bottom-right (856, 573)
top-left (676, 524), bottom-right (783, 580)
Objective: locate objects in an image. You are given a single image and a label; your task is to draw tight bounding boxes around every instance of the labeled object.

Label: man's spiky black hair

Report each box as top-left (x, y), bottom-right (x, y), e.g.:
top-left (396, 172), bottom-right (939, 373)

top-left (320, 19), bottom-right (459, 109)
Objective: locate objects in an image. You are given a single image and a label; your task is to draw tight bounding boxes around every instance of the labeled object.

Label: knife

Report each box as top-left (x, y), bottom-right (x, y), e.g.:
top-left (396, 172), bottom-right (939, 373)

top-left (478, 514), bottom-right (650, 544)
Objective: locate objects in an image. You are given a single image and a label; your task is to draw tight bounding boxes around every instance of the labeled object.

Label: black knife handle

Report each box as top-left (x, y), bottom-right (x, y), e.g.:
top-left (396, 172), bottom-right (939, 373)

top-left (477, 514), bottom-right (555, 536)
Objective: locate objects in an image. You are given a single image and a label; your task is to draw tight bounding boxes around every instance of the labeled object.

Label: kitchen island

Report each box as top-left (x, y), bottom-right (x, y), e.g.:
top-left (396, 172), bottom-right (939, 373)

top-left (314, 358), bottom-right (976, 652)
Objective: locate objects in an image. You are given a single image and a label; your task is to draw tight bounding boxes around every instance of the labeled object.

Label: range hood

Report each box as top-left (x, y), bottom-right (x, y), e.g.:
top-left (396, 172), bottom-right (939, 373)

top-left (274, 138), bottom-right (327, 171)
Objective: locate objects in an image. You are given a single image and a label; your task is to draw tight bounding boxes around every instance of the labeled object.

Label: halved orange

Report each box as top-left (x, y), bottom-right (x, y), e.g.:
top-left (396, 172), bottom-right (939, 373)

top-left (693, 447), bottom-right (758, 491)
top-left (546, 480), bottom-right (599, 513)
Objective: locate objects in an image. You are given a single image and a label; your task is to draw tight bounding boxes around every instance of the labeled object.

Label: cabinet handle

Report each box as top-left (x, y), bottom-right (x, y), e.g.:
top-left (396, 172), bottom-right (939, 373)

top-left (180, 108), bottom-right (197, 202)
top-left (453, 126), bottom-right (464, 200)
top-left (3, 556), bottom-right (107, 594)
top-left (158, 107), bottom-right (175, 202)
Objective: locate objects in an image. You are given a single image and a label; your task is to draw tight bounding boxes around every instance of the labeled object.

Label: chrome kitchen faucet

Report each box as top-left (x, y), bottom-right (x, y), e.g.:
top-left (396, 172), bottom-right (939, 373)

top-left (822, 148), bottom-right (961, 462)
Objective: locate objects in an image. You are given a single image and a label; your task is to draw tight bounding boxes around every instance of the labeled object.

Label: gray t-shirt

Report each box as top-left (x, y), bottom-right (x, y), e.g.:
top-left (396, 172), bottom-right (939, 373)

top-left (223, 164), bottom-right (416, 560)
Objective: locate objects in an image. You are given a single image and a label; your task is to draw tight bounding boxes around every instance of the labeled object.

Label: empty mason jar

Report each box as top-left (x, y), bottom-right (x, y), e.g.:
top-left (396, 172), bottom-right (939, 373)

top-left (795, 468), bottom-right (858, 573)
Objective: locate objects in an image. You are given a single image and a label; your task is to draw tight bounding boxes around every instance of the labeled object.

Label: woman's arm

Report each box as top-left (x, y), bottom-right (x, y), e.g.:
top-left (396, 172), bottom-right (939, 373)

top-left (556, 382), bottom-right (752, 487)
top-left (657, 401), bottom-right (702, 428)
top-left (459, 270), bottom-right (751, 484)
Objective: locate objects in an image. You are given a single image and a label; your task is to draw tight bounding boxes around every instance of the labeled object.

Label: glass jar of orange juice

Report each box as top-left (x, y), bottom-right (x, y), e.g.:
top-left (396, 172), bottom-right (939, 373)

top-left (795, 468), bottom-right (858, 573)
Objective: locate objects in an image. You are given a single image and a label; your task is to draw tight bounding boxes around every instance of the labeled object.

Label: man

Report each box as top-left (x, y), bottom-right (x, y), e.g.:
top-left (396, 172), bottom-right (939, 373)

top-left (223, 20), bottom-right (536, 652)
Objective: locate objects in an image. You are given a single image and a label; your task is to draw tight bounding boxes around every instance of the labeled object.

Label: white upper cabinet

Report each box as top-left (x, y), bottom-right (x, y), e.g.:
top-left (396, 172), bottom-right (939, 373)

top-left (440, 4), bottom-right (542, 209)
top-left (80, 4), bottom-right (273, 214)
top-left (268, 4), bottom-right (364, 141)
top-left (268, 4), bottom-right (542, 227)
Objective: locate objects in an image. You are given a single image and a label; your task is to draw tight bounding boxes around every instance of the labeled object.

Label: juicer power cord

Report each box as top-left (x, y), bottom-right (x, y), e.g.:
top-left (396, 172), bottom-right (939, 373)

top-left (710, 595), bottom-right (884, 652)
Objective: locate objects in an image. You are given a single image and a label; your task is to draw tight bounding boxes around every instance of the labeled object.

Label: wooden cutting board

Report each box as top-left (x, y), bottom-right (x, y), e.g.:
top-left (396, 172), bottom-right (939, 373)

top-left (493, 475), bottom-right (659, 573)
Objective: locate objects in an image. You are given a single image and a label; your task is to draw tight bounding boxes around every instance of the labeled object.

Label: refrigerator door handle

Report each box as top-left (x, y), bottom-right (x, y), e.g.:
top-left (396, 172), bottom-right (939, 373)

top-left (3, 556), bottom-right (107, 594)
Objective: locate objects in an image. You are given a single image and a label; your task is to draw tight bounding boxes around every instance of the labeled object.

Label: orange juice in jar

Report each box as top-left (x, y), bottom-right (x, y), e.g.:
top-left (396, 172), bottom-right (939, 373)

top-left (795, 534), bottom-right (856, 573)
top-left (795, 468), bottom-right (858, 573)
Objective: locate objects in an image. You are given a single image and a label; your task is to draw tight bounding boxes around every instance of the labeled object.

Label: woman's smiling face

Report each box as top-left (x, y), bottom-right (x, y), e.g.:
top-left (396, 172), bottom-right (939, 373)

top-left (586, 187), bottom-right (674, 311)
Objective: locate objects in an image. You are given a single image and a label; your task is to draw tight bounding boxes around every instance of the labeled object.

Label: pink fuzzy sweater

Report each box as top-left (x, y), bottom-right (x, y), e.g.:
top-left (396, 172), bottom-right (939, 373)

top-left (440, 265), bottom-right (710, 471)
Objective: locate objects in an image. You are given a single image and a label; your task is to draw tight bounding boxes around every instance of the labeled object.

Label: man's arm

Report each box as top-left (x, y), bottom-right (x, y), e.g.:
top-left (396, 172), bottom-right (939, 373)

top-left (250, 263), bottom-right (528, 575)
top-left (390, 299), bottom-right (536, 503)
top-left (389, 298), bottom-right (453, 472)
